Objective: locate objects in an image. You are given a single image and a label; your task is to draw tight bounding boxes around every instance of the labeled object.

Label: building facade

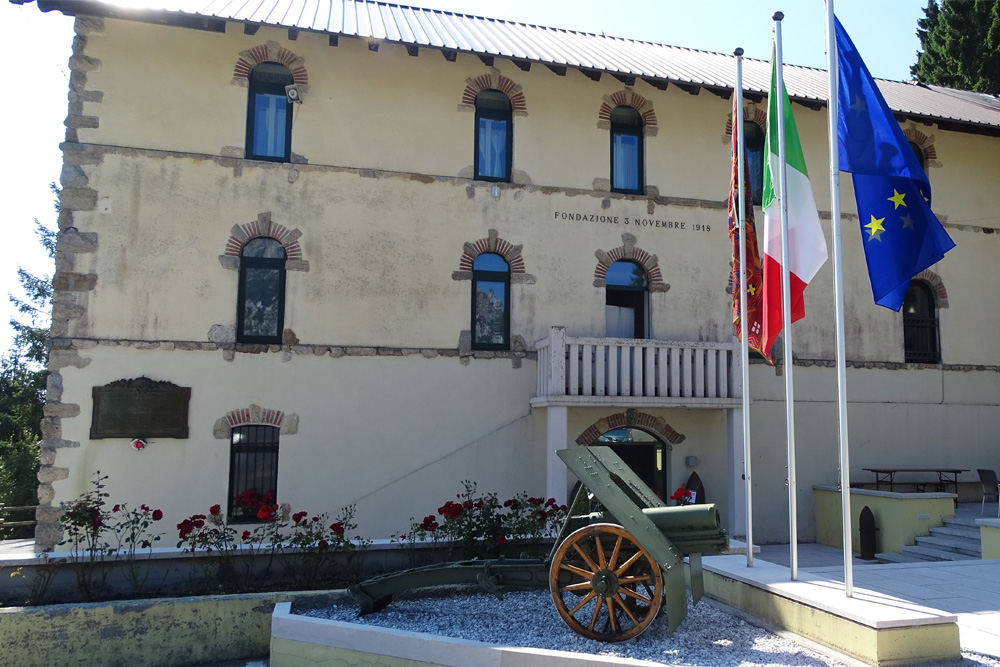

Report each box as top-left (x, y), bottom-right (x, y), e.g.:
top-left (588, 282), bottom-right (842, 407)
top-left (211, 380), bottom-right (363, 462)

top-left (24, 0), bottom-right (1000, 552)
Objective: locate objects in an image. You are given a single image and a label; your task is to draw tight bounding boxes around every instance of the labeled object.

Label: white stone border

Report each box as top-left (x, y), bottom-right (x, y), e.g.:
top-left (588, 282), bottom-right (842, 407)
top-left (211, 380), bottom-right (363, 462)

top-left (271, 602), bottom-right (662, 666)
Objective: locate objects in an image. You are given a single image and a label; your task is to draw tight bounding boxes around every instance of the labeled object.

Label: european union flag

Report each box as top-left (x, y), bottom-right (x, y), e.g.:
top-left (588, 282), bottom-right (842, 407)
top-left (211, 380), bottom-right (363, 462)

top-left (835, 17), bottom-right (955, 311)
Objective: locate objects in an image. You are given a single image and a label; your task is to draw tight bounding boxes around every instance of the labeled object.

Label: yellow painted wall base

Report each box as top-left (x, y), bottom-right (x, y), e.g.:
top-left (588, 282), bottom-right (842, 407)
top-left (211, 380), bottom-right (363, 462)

top-left (982, 521), bottom-right (1000, 559)
top-left (705, 571), bottom-right (960, 667)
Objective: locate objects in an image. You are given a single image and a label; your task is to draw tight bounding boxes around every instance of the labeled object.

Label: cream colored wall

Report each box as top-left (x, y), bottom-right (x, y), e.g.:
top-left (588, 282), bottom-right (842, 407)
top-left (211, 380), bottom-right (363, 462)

top-left (73, 19), bottom-right (1000, 362)
top-left (53, 348), bottom-right (544, 537)
top-left (44, 16), bottom-right (1000, 547)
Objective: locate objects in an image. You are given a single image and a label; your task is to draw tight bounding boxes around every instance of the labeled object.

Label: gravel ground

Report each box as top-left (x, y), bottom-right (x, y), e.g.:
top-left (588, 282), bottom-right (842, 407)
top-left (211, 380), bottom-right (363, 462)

top-left (299, 586), bottom-right (995, 667)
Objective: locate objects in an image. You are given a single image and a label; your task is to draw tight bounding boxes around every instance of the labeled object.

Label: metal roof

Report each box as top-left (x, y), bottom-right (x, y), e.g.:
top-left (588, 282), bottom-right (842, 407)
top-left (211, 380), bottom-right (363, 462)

top-left (30, 0), bottom-right (1000, 131)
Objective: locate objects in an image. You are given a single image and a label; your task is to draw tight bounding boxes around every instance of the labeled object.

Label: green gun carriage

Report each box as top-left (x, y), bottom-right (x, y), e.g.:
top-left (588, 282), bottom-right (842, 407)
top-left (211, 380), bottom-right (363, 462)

top-left (350, 446), bottom-right (729, 642)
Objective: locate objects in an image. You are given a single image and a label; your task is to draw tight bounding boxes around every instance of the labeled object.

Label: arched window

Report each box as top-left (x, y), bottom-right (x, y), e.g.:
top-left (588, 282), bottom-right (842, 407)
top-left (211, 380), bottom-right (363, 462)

top-left (909, 141), bottom-right (926, 171)
top-left (474, 90), bottom-right (512, 181)
top-left (903, 280), bottom-right (939, 363)
top-left (605, 260), bottom-right (648, 338)
top-left (238, 237), bottom-right (286, 344)
top-left (745, 121), bottom-right (765, 205)
top-left (246, 62), bottom-right (294, 162)
top-left (228, 425), bottom-right (279, 521)
top-left (611, 106), bottom-right (643, 194)
top-left (472, 253), bottom-right (510, 350)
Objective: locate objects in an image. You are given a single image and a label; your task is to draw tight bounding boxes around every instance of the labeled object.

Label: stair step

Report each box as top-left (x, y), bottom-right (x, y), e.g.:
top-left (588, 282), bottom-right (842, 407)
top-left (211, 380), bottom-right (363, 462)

top-left (915, 535), bottom-right (981, 557)
top-left (876, 552), bottom-right (926, 564)
top-left (943, 517), bottom-right (982, 531)
top-left (901, 545), bottom-right (979, 561)
top-left (930, 525), bottom-right (982, 543)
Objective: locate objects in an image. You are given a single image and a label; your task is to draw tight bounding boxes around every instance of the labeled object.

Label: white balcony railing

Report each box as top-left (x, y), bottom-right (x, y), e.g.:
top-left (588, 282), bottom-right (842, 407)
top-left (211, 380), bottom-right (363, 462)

top-left (532, 327), bottom-right (742, 408)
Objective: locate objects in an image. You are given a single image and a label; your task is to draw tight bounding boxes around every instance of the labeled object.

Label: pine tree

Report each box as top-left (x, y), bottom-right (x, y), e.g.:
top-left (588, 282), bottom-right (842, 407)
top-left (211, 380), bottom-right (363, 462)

top-left (1, 192), bottom-right (56, 538)
top-left (911, 0), bottom-right (1000, 94)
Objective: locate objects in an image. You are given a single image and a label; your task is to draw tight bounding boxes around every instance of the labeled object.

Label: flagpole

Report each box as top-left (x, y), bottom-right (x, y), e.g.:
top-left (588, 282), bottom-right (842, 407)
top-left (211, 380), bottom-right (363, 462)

top-left (773, 11), bottom-right (798, 581)
top-left (734, 48), bottom-right (754, 568)
top-left (825, 0), bottom-right (854, 597)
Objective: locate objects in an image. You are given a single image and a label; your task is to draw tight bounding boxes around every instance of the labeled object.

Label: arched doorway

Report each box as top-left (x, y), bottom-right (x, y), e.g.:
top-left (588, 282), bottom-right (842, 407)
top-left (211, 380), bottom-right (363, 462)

top-left (593, 427), bottom-right (669, 500)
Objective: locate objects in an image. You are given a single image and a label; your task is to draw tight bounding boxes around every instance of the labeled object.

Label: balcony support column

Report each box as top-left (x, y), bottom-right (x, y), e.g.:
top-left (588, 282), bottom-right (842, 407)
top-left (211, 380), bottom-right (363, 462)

top-left (545, 405), bottom-right (570, 504)
top-left (727, 407), bottom-right (748, 539)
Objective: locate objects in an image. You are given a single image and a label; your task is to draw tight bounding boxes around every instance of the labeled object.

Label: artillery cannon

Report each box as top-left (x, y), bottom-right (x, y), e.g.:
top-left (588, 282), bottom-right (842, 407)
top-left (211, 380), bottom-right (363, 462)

top-left (350, 446), bottom-right (728, 641)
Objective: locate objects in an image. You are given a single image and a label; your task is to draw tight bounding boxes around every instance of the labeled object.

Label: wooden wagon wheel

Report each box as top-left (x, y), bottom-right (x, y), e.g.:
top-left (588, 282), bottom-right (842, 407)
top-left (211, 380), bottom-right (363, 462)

top-left (549, 523), bottom-right (663, 642)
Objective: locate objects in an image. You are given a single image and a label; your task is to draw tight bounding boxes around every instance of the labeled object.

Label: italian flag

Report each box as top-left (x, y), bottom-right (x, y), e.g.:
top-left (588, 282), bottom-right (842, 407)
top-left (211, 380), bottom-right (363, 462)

top-left (760, 56), bottom-right (828, 362)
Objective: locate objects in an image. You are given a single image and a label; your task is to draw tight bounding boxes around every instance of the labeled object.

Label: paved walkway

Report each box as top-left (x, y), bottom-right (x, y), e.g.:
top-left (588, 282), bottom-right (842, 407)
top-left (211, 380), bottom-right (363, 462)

top-left (753, 502), bottom-right (1000, 659)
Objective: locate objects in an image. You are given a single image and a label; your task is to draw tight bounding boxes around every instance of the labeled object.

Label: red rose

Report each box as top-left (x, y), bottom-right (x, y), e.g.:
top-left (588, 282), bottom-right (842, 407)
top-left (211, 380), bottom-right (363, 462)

top-left (141, 504), bottom-right (150, 512)
top-left (257, 506), bottom-right (274, 521)
top-left (330, 521), bottom-right (345, 535)
top-left (112, 504), bottom-right (121, 513)
top-left (311, 516), bottom-right (319, 522)
top-left (209, 504), bottom-right (221, 516)
top-left (242, 530), bottom-right (251, 541)
top-left (497, 536), bottom-right (507, 545)
top-left (152, 509), bottom-right (163, 521)
top-left (318, 539), bottom-right (329, 548)
top-left (545, 498), bottom-right (557, 507)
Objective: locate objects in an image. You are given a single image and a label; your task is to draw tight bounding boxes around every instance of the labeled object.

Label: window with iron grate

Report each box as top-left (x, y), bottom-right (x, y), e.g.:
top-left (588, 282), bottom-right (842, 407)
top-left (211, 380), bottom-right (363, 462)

top-left (903, 280), bottom-right (940, 363)
top-left (228, 424), bottom-right (279, 522)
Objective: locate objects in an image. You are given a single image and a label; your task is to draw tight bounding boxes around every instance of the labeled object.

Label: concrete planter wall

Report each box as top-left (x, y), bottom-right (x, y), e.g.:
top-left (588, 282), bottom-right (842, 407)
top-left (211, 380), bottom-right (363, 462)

top-left (0, 590), bottom-right (336, 667)
top-left (979, 518), bottom-right (1000, 559)
top-left (813, 486), bottom-right (956, 554)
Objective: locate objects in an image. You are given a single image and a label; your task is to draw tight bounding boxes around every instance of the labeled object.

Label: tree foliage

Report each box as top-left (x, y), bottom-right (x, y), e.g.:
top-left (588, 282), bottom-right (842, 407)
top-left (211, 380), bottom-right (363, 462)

top-left (911, 0), bottom-right (1000, 94)
top-left (1, 193), bottom-right (56, 536)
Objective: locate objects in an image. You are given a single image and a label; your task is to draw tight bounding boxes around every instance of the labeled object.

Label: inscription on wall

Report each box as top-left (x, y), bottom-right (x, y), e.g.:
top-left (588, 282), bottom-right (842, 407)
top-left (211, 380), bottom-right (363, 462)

top-left (553, 211), bottom-right (712, 233)
top-left (91, 377), bottom-right (191, 439)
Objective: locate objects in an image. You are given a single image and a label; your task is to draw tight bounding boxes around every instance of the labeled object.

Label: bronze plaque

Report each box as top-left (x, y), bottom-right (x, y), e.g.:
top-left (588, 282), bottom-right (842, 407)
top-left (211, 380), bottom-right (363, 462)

top-left (91, 377), bottom-right (190, 439)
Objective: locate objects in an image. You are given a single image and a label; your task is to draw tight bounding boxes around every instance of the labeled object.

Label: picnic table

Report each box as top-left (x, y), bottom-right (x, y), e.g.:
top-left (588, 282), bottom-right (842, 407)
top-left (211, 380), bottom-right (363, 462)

top-left (863, 467), bottom-right (967, 497)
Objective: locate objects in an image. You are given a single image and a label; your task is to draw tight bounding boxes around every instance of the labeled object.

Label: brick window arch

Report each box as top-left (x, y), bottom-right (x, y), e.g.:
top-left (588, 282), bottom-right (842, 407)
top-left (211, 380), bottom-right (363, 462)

top-left (902, 124), bottom-right (941, 169)
top-left (455, 229), bottom-right (534, 281)
top-left (597, 89), bottom-right (658, 136)
top-left (722, 104), bottom-right (766, 141)
top-left (232, 42), bottom-right (309, 90)
top-left (459, 70), bottom-right (527, 115)
top-left (912, 269), bottom-right (948, 308)
top-left (219, 212), bottom-right (308, 272)
top-left (575, 409), bottom-right (685, 446)
top-left (212, 403), bottom-right (299, 439)
top-left (593, 233), bottom-right (669, 292)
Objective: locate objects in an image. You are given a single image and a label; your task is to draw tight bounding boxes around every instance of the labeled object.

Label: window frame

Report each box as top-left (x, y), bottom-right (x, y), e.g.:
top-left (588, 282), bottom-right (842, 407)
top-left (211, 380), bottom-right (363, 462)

top-left (605, 260), bottom-right (649, 339)
top-left (471, 253), bottom-right (511, 351)
top-left (744, 121), bottom-right (766, 206)
top-left (474, 89), bottom-right (513, 183)
top-left (227, 424), bottom-right (280, 522)
top-left (610, 105), bottom-right (644, 195)
top-left (903, 280), bottom-right (940, 363)
top-left (237, 237), bottom-right (287, 345)
top-left (245, 62), bottom-right (294, 163)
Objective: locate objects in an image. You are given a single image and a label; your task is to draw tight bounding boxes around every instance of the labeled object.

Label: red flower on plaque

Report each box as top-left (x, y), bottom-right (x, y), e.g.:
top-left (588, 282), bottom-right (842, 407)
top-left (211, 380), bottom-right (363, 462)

top-left (130, 438), bottom-right (146, 451)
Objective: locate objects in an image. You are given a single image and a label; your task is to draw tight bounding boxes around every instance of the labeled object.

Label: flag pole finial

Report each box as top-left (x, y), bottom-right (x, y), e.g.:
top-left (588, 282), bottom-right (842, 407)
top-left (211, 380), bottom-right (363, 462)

top-left (772, 11), bottom-right (784, 21)
top-left (734, 47), bottom-right (744, 56)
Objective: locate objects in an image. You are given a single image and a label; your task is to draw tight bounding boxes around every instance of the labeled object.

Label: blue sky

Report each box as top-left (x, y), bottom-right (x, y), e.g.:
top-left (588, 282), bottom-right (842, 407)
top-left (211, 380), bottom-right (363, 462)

top-left (0, 0), bottom-right (929, 351)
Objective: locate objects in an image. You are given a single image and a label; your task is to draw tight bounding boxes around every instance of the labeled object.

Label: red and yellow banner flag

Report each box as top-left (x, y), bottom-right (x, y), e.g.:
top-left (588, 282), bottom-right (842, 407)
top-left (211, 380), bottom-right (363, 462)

top-left (728, 100), bottom-right (768, 361)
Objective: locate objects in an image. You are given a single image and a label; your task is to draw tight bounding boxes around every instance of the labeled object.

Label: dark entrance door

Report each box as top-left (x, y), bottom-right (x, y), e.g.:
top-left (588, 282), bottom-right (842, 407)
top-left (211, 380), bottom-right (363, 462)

top-left (594, 428), bottom-right (667, 500)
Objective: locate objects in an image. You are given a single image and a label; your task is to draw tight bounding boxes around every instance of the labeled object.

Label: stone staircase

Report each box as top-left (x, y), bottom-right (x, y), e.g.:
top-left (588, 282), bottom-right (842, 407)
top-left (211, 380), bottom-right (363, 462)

top-left (876, 516), bottom-right (982, 563)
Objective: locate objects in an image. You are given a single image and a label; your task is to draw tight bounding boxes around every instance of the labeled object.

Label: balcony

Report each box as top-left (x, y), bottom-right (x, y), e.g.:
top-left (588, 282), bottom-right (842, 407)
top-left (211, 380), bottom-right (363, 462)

top-left (531, 327), bottom-right (742, 408)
